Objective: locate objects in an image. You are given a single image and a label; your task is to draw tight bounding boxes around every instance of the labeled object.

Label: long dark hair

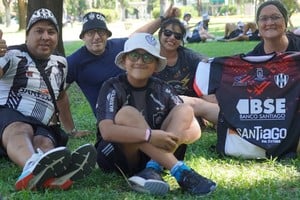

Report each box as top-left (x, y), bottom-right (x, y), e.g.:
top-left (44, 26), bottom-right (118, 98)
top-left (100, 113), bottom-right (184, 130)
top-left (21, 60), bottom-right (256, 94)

top-left (158, 17), bottom-right (186, 45)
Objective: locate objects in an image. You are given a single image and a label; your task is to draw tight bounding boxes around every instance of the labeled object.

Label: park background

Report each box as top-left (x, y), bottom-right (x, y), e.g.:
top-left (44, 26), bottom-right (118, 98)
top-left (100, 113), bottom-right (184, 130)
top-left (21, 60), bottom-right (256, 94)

top-left (0, 0), bottom-right (300, 199)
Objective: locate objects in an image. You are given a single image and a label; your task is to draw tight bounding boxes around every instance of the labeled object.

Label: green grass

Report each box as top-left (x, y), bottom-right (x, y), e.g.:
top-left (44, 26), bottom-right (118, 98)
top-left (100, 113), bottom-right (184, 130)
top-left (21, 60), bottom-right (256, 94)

top-left (0, 29), bottom-right (299, 200)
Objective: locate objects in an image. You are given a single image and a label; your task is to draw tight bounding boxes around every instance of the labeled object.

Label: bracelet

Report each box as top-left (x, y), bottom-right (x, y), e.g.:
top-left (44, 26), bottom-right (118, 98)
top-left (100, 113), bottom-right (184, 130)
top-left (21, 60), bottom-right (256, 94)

top-left (145, 128), bottom-right (152, 143)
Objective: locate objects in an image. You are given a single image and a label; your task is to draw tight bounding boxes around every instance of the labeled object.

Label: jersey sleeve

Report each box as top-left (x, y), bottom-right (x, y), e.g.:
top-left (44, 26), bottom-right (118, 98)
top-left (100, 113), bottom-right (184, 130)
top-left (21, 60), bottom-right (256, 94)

top-left (95, 78), bottom-right (120, 124)
top-left (193, 59), bottom-right (212, 97)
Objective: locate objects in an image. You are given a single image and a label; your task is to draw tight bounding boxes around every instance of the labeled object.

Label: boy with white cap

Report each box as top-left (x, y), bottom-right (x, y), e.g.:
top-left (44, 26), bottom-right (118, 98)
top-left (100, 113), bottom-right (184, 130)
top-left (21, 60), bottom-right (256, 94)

top-left (95, 33), bottom-right (217, 196)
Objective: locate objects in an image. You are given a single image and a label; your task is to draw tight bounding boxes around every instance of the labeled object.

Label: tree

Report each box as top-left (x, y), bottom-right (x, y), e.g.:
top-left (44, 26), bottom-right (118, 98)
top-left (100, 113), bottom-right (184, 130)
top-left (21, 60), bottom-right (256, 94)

top-left (2, 0), bottom-right (13, 27)
top-left (27, 0), bottom-right (65, 56)
top-left (18, 0), bottom-right (27, 30)
top-left (160, 0), bottom-right (167, 16)
top-left (65, 0), bottom-right (87, 20)
top-left (282, 0), bottom-right (300, 28)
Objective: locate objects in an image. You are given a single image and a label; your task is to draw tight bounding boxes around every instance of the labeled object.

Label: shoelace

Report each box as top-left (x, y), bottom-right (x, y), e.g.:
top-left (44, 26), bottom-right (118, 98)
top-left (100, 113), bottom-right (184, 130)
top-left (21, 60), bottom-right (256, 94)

top-left (23, 148), bottom-right (45, 172)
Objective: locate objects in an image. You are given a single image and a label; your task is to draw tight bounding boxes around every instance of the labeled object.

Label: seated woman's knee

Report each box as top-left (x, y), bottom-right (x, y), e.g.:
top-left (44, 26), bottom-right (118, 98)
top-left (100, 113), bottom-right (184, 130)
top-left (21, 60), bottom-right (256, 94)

top-left (172, 104), bottom-right (194, 118)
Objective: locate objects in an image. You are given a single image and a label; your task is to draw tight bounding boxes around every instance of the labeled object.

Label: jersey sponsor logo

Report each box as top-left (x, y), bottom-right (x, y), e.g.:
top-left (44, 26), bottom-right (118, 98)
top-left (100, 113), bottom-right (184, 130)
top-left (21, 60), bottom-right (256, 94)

top-left (19, 88), bottom-right (51, 101)
top-left (236, 98), bottom-right (286, 120)
top-left (233, 68), bottom-right (267, 87)
top-left (254, 68), bottom-right (267, 81)
top-left (236, 126), bottom-right (287, 144)
top-left (233, 74), bottom-right (248, 86)
top-left (107, 89), bottom-right (117, 112)
top-left (274, 73), bottom-right (289, 88)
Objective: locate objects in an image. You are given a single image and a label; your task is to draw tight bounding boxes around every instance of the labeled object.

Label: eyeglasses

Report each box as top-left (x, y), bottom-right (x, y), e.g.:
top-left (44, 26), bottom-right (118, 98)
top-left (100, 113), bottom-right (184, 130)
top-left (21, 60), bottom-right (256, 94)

top-left (126, 51), bottom-right (156, 64)
top-left (85, 29), bottom-right (107, 37)
top-left (163, 29), bottom-right (183, 40)
top-left (258, 15), bottom-right (283, 23)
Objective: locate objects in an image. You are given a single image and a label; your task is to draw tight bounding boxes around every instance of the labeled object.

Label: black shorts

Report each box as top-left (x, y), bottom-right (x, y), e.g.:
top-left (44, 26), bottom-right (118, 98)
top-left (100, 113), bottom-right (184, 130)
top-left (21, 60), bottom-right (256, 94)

top-left (95, 138), bottom-right (187, 176)
top-left (249, 32), bottom-right (261, 41)
top-left (226, 29), bottom-right (243, 39)
top-left (187, 30), bottom-right (202, 43)
top-left (0, 106), bottom-right (60, 156)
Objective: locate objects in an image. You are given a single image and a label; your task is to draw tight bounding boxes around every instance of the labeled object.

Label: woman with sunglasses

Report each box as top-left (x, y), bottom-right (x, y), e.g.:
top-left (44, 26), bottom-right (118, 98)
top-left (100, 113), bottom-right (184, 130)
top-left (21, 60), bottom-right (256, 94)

top-left (154, 18), bottom-right (215, 126)
top-left (155, 18), bottom-right (208, 98)
top-left (95, 33), bottom-right (217, 196)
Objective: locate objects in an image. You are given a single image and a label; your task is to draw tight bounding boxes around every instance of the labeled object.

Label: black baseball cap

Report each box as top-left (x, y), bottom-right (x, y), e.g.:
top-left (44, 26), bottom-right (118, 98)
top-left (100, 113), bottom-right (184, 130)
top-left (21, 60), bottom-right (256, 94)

top-left (79, 12), bottom-right (112, 39)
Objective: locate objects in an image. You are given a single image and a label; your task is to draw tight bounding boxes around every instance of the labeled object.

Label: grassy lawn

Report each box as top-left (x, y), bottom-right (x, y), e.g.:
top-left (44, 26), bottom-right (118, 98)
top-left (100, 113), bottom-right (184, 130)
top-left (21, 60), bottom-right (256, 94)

top-left (0, 26), bottom-right (299, 200)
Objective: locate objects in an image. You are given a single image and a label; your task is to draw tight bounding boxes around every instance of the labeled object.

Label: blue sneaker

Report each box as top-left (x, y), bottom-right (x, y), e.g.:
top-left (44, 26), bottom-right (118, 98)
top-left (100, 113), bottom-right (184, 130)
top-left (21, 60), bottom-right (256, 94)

top-left (178, 169), bottom-right (217, 196)
top-left (128, 168), bottom-right (169, 195)
top-left (15, 147), bottom-right (71, 190)
top-left (43, 144), bottom-right (97, 190)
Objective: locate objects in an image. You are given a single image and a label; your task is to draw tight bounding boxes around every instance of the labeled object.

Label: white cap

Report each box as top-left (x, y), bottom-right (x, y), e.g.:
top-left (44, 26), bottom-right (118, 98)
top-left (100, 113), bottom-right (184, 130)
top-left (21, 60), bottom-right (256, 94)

top-left (202, 13), bottom-right (210, 21)
top-left (237, 21), bottom-right (244, 28)
top-left (115, 33), bottom-right (167, 72)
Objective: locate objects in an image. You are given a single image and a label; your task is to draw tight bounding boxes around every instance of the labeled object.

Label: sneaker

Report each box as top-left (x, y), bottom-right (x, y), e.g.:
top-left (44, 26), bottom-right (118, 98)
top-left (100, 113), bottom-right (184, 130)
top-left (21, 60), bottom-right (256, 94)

top-left (43, 143), bottom-right (97, 190)
top-left (178, 169), bottom-right (217, 196)
top-left (15, 147), bottom-right (71, 191)
top-left (128, 168), bottom-right (169, 195)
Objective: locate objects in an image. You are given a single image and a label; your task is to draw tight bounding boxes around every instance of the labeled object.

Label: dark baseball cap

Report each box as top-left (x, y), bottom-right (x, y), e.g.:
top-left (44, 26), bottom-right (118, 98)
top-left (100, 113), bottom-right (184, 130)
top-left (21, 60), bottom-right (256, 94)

top-left (79, 12), bottom-right (112, 39)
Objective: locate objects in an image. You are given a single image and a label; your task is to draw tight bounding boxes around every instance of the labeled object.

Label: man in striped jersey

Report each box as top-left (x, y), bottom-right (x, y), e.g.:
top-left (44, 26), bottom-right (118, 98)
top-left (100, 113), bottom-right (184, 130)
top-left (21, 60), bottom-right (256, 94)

top-left (0, 8), bottom-right (96, 191)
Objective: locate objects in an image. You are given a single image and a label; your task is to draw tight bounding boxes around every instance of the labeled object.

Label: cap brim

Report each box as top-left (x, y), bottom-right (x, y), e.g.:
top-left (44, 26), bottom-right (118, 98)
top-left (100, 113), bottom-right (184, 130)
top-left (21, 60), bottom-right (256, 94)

top-left (79, 29), bottom-right (112, 39)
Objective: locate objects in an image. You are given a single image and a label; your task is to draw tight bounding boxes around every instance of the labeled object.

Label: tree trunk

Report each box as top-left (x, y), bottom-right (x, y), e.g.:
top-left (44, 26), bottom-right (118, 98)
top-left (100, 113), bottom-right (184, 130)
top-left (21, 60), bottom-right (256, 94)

top-left (197, 0), bottom-right (203, 17)
top-left (160, 0), bottom-right (167, 16)
top-left (27, 0), bottom-right (65, 56)
top-left (18, 0), bottom-right (27, 31)
top-left (2, 0), bottom-right (12, 27)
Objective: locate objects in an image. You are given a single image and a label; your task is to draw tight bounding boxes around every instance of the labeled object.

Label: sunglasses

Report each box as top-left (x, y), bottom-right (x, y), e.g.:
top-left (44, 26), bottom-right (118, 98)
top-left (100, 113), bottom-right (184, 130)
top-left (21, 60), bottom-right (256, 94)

top-left (126, 51), bottom-right (156, 64)
top-left (163, 29), bottom-right (183, 40)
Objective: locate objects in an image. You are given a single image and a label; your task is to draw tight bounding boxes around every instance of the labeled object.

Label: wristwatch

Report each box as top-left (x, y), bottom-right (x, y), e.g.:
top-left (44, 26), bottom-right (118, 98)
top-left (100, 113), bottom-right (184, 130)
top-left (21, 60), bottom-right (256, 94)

top-left (69, 128), bottom-right (77, 136)
top-left (160, 16), bottom-right (166, 22)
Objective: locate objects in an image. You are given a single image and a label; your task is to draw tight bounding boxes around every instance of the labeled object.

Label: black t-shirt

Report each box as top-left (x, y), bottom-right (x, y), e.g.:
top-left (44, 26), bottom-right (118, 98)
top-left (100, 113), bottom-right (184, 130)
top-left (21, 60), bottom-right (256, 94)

top-left (247, 32), bottom-right (300, 56)
top-left (153, 46), bottom-right (205, 97)
top-left (96, 74), bottom-right (183, 131)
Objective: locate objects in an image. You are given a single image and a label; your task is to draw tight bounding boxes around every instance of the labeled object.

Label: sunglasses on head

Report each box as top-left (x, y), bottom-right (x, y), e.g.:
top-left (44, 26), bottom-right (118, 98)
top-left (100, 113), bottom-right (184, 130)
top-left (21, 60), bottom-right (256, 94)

top-left (163, 29), bottom-right (183, 40)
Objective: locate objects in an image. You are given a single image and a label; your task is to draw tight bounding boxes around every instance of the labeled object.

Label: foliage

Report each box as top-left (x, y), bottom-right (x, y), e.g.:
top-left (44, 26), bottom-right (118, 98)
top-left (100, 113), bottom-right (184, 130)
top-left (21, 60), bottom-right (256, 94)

top-left (152, 7), bottom-right (160, 19)
top-left (218, 5), bottom-right (237, 16)
top-left (97, 0), bottom-right (116, 9)
top-left (178, 5), bottom-right (199, 19)
top-left (282, 0), bottom-right (299, 17)
top-left (65, 0), bottom-right (87, 20)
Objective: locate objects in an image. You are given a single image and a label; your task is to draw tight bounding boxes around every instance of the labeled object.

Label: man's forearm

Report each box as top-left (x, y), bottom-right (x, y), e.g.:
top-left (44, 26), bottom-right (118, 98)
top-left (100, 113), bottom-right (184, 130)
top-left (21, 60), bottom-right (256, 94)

top-left (56, 91), bottom-right (76, 133)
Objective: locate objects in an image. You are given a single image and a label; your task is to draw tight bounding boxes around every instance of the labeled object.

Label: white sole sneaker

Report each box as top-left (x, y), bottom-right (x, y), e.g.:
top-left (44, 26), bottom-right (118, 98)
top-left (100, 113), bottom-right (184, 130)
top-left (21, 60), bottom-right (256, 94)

top-left (15, 147), bottom-right (71, 190)
top-left (128, 176), bottom-right (169, 195)
top-left (43, 144), bottom-right (97, 190)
